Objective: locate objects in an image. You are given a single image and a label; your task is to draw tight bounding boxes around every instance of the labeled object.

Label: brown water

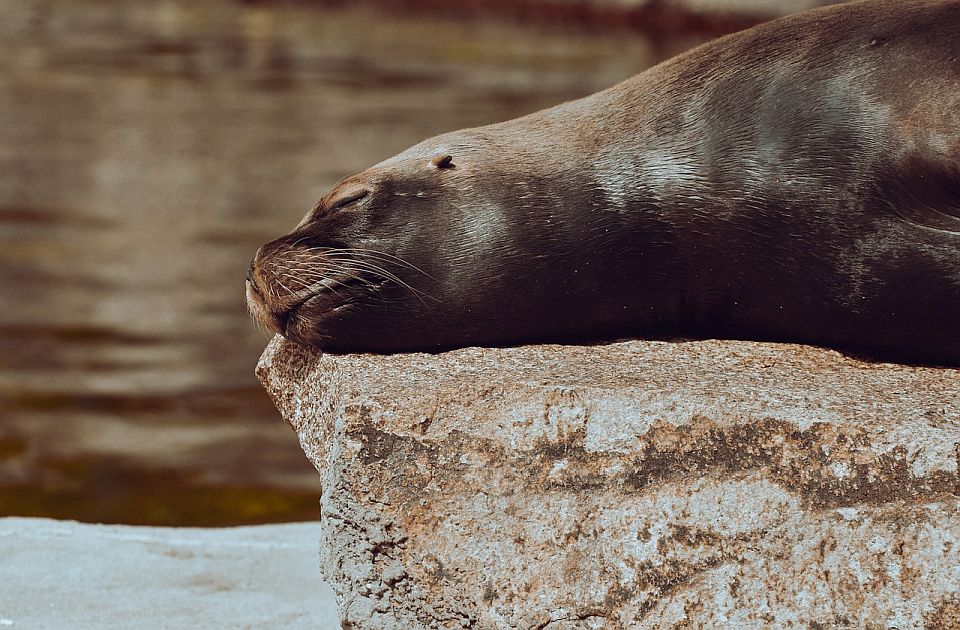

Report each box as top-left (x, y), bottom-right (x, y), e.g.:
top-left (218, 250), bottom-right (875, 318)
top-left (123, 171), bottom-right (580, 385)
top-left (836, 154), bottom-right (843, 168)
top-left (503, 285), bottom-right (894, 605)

top-left (0, 0), bottom-right (709, 525)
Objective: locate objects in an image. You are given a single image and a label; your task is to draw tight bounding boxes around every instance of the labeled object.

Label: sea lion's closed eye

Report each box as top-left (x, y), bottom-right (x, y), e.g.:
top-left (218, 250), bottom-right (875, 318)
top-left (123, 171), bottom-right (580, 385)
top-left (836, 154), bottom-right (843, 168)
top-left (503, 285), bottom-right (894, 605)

top-left (328, 189), bottom-right (370, 211)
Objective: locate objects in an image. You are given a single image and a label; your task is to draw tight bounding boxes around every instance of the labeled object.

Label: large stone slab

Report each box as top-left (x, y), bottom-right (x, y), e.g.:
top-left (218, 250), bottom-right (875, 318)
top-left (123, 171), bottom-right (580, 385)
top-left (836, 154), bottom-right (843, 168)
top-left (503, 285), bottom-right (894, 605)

top-left (257, 336), bottom-right (960, 629)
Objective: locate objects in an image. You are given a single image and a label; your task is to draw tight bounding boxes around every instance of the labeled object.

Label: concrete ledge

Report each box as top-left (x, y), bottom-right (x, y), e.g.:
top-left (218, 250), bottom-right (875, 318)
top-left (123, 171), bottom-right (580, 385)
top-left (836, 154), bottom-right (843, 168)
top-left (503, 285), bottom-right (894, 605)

top-left (258, 336), bottom-right (960, 629)
top-left (0, 517), bottom-right (337, 629)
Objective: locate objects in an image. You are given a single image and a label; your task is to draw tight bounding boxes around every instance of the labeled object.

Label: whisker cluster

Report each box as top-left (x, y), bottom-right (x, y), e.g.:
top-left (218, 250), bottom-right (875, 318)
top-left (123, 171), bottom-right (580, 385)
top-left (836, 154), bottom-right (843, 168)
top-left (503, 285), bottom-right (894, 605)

top-left (267, 246), bottom-right (439, 306)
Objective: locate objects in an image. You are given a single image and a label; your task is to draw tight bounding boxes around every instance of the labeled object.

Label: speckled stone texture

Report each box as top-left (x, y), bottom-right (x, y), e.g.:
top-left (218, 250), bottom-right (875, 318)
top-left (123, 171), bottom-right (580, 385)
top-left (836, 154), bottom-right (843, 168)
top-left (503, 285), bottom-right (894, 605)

top-left (257, 336), bottom-right (960, 629)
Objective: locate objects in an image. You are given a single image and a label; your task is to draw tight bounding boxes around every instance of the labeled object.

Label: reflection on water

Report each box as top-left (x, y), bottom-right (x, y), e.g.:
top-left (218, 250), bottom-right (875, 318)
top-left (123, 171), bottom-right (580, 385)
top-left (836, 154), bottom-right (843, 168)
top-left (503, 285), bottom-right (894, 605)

top-left (0, 0), bottom-right (708, 525)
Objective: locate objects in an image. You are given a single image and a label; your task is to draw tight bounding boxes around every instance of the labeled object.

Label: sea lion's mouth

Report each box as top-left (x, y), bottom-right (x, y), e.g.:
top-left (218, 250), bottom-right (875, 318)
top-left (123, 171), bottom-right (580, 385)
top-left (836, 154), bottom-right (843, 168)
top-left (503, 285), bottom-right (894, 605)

top-left (282, 276), bottom-right (386, 337)
top-left (245, 271), bottom-right (374, 337)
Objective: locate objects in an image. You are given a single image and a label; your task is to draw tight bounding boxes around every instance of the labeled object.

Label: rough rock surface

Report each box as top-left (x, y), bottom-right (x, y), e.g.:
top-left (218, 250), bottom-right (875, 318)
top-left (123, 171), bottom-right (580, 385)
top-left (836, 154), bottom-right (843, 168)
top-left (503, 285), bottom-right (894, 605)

top-left (258, 336), bottom-right (960, 629)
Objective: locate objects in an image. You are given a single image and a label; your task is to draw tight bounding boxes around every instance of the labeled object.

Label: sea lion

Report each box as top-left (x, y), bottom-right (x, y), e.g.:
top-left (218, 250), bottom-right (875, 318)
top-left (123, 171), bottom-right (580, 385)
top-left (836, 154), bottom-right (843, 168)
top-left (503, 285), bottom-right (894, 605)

top-left (246, 0), bottom-right (960, 365)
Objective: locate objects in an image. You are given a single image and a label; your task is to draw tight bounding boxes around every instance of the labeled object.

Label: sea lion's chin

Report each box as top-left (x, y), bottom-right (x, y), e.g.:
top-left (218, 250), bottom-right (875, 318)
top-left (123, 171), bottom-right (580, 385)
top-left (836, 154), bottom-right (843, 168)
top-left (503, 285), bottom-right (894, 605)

top-left (282, 293), bottom-right (360, 348)
top-left (245, 276), bottom-right (353, 344)
top-left (245, 279), bottom-right (285, 335)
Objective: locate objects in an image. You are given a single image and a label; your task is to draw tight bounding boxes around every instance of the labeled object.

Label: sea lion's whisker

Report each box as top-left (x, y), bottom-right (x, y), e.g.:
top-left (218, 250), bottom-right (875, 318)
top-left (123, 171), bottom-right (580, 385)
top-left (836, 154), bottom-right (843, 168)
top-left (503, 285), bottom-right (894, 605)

top-left (274, 277), bottom-right (297, 297)
top-left (308, 247), bottom-right (436, 280)
top-left (289, 264), bottom-right (386, 299)
top-left (321, 257), bottom-right (438, 304)
top-left (323, 260), bottom-right (433, 306)
top-left (324, 260), bottom-right (426, 299)
top-left (280, 272), bottom-right (325, 292)
top-left (291, 247), bottom-right (439, 302)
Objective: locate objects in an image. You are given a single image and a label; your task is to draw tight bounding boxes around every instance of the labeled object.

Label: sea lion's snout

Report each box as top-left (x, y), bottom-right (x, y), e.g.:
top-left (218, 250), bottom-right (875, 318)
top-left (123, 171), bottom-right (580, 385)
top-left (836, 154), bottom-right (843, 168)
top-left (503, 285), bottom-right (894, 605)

top-left (245, 252), bottom-right (293, 335)
top-left (245, 238), bottom-right (343, 337)
top-left (245, 219), bottom-right (411, 347)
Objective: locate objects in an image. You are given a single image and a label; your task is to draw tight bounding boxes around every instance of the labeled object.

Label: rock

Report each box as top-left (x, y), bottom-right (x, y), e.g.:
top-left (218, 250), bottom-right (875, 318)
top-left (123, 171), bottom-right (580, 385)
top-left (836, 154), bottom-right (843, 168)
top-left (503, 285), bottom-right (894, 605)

top-left (257, 336), bottom-right (960, 629)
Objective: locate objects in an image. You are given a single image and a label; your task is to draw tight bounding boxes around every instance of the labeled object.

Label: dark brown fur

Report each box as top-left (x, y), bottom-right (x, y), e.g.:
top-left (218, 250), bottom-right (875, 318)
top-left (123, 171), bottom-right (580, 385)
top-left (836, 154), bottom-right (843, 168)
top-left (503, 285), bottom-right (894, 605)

top-left (248, 0), bottom-right (960, 365)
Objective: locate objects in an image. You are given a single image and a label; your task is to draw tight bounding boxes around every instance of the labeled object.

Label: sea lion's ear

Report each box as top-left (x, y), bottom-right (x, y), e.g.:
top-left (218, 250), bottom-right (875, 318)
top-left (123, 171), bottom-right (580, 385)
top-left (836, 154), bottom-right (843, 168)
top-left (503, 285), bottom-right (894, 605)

top-left (431, 154), bottom-right (455, 169)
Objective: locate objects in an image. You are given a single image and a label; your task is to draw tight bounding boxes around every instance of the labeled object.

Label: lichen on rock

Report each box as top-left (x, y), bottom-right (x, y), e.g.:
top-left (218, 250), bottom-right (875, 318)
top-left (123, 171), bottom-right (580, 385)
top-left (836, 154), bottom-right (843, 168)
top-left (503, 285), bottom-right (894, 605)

top-left (258, 336), bottom-right (960, 629)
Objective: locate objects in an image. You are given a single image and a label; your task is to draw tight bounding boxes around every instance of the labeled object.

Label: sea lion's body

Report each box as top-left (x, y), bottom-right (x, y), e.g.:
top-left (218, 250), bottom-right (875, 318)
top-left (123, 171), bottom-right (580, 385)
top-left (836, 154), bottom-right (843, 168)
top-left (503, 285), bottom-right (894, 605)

top-left (247, 0), bottom-right (960, 365)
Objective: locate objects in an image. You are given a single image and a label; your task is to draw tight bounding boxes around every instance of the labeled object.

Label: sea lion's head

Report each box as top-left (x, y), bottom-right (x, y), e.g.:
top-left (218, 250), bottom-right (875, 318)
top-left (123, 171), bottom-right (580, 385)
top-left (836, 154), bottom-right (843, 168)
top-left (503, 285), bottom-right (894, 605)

top-left (248, 128), bottom-right (577, 352)
top-left (246, 116), bottom-right (669, 353)
top-left (247, 139), bottom-right (459, 352)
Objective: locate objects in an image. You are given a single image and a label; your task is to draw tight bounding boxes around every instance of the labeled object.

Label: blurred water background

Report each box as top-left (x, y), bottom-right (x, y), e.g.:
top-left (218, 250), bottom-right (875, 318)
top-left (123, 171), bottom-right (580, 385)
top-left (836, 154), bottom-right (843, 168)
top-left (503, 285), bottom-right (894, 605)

top-left (0, 0), bottom-right (813, 525)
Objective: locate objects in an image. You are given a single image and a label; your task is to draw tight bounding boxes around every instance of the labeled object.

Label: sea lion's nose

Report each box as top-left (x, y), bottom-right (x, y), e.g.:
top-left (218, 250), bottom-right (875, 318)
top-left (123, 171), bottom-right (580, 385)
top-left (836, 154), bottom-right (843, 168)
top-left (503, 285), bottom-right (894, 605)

top-left (246, 246), bottom-right (270, 295)
top-left (245, 259), bottom-right (286, 334)
top-left (245, 249), bottom-right (272, 304)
